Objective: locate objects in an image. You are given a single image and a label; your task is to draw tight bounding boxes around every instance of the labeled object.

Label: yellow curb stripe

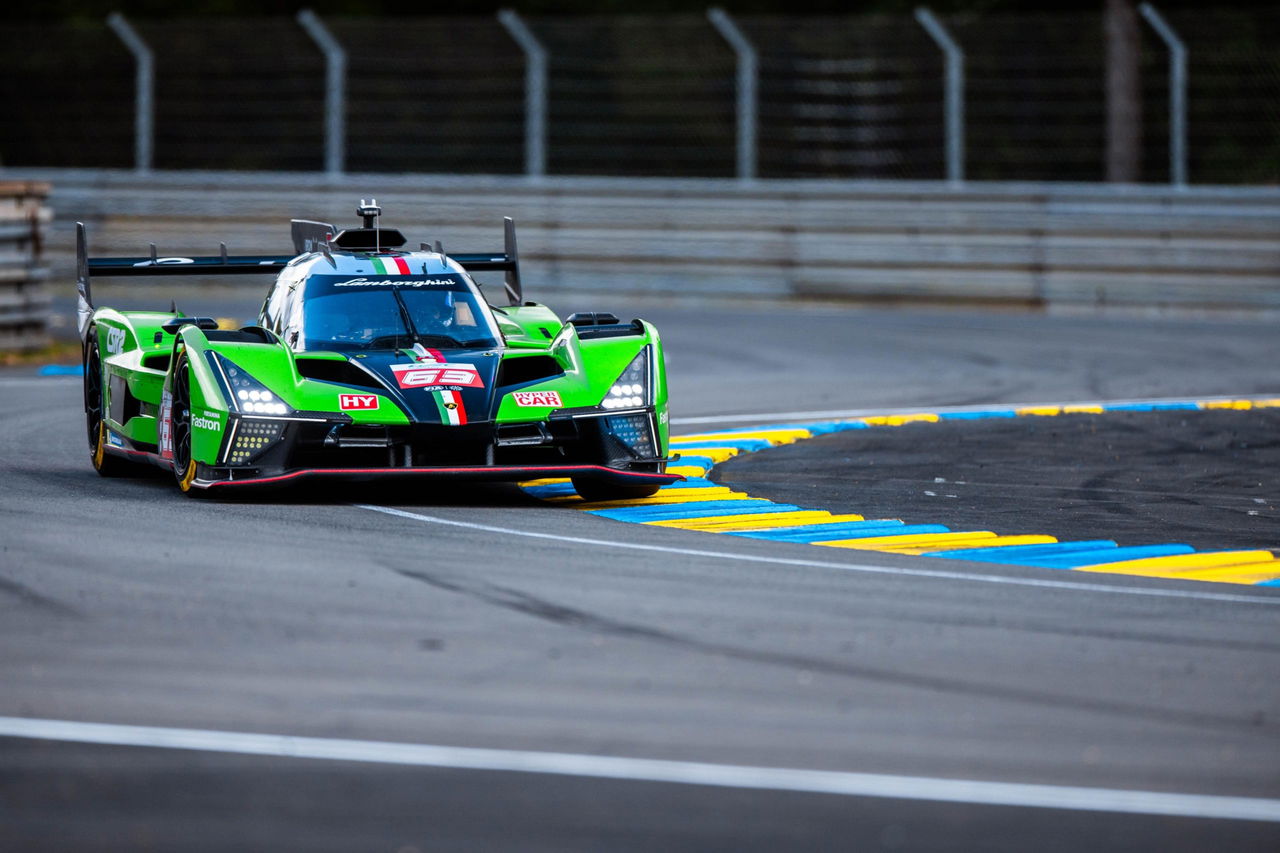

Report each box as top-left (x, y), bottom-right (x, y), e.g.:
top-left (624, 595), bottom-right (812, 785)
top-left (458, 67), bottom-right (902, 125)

top-left (668, 512), bottom-right (871, 532)
top-left (1062, 405), bottom-right (1105, 414)
top-left (646, 510), bottom-right (839, 530)
top-left (1016, 406), bottom-right (1062, 416)
top-left (671, 447), bottom-right (742, 463)
top-left (666, 465), bottom-right (712, 477)
top-left (815, 531), bottom-right (997, 550)
top-left (568, 493), bottom-right (756, 511)
top-left (859, 413), bottom-right (940, 426)
top-left (546, 486), bottom-right (738, 504)
top-left (891, 534), bottom-right (1060, 555)
top-left (1198, 399), bottom-right (1253, 410)
top-left (670, 429), bottom-right (814, 446)
top-left (1076, 551), bottom-right (1277, 576)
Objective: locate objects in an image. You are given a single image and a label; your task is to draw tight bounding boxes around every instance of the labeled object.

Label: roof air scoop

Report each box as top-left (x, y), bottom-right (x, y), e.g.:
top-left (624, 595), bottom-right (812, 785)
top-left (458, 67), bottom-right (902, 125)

top-left (332, 198), bottom-right (407, 251)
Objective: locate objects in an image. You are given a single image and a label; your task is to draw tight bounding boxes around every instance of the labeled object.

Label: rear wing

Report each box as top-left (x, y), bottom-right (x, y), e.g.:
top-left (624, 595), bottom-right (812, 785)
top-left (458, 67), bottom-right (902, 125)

top-left (75, 214), bottom-right (526, 337)
top-left (75, 221), bottom-right (293, 337)
top-left (430, 217), bottom-right (524, 307)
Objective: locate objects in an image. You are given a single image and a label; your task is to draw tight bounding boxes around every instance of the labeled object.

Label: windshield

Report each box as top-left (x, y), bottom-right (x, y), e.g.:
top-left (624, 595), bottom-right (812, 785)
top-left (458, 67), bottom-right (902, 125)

top-left (300, 273), bottom-right (500, 352)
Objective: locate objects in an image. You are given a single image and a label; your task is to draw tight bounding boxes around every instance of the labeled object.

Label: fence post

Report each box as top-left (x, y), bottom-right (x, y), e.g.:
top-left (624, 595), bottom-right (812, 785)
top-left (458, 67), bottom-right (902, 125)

top-left (106, 12), bottom-right (153, 173)
top-left (1138, 3), bottom-right (1187, 187)
top-left (707, 8), bottom-right (758, 181)
top-left (498, 9), bottom-right (548, 178)
top-left (914, 7), bottom-right (965, 184)
top-left (297, 9), bottom-right (346, 178)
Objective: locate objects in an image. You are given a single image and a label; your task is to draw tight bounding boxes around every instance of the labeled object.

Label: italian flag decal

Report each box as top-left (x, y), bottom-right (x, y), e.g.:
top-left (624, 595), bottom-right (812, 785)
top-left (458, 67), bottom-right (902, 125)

top-left (371, 256), bottom-right (412, 275)
top-left (435, 389), bottom-right (467, 426)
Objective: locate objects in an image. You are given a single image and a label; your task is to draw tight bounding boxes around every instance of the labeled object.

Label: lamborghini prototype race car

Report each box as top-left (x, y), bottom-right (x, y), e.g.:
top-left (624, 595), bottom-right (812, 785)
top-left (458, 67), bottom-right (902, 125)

top-left (78, 201), bottom-right (679, 499)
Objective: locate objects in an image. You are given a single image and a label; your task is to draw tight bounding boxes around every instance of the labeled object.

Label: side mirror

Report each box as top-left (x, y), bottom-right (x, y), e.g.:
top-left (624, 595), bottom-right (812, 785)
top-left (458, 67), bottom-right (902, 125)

top-left (160, 316), bottom-right (220, 334)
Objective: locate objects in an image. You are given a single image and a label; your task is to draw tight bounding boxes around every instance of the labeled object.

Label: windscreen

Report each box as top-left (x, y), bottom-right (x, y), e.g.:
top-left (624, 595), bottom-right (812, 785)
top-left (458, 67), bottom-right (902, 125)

top-left (301, 273), bottom-right (500, 352)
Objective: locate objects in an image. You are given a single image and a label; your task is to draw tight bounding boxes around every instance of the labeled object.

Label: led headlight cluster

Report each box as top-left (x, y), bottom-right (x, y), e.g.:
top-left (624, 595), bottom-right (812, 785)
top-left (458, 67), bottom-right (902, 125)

top-left (600, 348), bottom-right (650, 410)
top-left (213, 353), bottom-right (294, 417)
top-left (602, 413), bottom-right (656, 458)
top-left (226, 419), bottom-right (284, 466)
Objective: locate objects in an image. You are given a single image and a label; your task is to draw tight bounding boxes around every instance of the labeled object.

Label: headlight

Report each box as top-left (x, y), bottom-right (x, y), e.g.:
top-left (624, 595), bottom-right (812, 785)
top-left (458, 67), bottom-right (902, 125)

top-left (600, 348), bottom-right (650, 410)
top-left (211, 353), bottom-right (295, 416)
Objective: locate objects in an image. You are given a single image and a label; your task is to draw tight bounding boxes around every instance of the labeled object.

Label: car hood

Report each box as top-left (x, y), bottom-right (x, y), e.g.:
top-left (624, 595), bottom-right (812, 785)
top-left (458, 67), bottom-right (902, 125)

top-left (348, 348), bottom-right (501, 424)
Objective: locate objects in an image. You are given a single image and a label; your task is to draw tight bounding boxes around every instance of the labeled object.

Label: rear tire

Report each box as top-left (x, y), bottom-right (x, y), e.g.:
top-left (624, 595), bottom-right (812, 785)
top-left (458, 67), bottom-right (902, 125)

top-left (84, 332), bottom-right (135, 477)
top-left (570, 477), bottom-right (662, 502)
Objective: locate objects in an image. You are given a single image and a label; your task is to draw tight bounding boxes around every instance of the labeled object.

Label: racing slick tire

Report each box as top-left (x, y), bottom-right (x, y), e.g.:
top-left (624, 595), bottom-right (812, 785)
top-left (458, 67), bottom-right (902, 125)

top-left (84, 330), bottom-right (138, 478)
top-left (570, 476), bottom-right (663, 503)
top-left (170, 353), bottom-right (204, 497)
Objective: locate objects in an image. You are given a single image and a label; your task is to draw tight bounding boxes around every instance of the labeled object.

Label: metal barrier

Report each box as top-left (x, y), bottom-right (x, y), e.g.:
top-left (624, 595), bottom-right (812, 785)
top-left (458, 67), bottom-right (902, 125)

top-left (25, 169), bottom-right (1280, 313)
top-left (0, 182), bottom-right (50, 351)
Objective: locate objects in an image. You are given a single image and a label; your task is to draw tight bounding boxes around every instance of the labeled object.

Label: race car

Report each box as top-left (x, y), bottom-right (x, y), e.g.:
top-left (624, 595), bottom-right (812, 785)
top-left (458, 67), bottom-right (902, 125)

top-left (78, 201), bottom-right (679, 499)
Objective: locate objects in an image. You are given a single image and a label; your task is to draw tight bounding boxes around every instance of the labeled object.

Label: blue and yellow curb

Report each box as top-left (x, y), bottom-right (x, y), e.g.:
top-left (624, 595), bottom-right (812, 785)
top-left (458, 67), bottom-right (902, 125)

top-left (523, 397), bottom-right (1280, 588)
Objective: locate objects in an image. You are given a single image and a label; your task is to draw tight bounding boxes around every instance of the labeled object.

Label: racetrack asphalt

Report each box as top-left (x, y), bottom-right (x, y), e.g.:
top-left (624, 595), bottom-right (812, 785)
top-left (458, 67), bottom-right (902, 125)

top-left (3, 300), bottom-right (1280, 851)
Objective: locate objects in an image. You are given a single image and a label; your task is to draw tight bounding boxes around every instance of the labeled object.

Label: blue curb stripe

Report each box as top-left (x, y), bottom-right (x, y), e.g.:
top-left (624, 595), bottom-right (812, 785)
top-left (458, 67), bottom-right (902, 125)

top-left (38, 365), bottom-right (84, 376)
top-left (733, 523), bottom-right (951, 543)
top-left (672, 455), bottom-right (717, 469)
top-left (589, 500), bottom-right (799, 521)
top-left (1258, 579), bottom-right (1280, 587)
top-left (1101, 402), bottom-right (1199, 412)
top-left (1017, 544), bottom-right (1195, 569)
top-left (522, 483), bottom-right (580, 499)
top-left (669, 439), bottom-right (773, 452)
top-left (726, 519), bottom-right (909, 539)
top-left (924, 540), bottom-right (1119, 560)
top-left (938, 410), bottom-right (1019, 420)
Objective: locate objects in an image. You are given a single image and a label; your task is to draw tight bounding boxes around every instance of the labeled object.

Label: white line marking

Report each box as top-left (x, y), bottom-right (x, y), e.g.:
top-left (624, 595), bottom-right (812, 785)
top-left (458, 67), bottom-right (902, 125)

top-left (1, 715), bottom-right (1277, 822)
top-left (355, 505), bottom-right (1280, 606)
top-left (0, 377), bottom-right (81, 388)
top-left (669, 394), bottom-right (1278, 426)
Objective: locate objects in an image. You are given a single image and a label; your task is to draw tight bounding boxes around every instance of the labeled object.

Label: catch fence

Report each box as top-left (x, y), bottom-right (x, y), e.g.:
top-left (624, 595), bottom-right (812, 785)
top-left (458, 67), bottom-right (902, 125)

top-left (1, 8), bottom-right (1276, 184)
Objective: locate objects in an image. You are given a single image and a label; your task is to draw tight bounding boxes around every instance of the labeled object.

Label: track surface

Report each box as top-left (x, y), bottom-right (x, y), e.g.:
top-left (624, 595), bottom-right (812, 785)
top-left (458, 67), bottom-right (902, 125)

top-left (4, 300), bottom-right (1280, 850)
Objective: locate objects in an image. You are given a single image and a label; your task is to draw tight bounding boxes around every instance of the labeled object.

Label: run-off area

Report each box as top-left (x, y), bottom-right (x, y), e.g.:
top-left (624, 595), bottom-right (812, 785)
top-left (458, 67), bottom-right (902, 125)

top-left (714, 408), bottom-right (1279, 555)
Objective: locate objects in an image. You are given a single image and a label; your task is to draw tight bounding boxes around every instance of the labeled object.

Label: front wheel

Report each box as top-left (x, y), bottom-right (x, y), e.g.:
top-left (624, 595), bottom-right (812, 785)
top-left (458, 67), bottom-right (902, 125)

top-left (170, 353), bottom-right (203, 497)
top-left (570, 477), bottom-right (662, 503)
top-left (84, 332), bottom-right (135, 477)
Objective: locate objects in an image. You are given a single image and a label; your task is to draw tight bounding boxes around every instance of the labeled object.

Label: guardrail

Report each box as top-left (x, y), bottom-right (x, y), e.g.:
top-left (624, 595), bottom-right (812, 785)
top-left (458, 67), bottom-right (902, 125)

top-left (0, 181), bottom-right (51, 351)
top-left (21, 169), bottom-right (1280, 313)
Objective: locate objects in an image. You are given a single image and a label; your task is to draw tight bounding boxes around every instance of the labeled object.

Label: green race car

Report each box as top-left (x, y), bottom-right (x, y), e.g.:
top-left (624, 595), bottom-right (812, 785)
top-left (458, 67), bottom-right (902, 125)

top-left (79, 201), bottom-right (679, 499)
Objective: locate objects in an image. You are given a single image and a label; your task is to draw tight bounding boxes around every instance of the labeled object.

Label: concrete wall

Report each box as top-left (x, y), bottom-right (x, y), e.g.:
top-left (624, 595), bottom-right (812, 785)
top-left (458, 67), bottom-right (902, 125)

top-left (15, 168), bottom-right (1280, 311)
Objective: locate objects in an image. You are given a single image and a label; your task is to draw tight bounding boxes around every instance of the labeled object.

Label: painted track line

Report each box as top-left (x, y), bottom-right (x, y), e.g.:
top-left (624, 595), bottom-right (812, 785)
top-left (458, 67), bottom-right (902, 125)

top-left (2, 715), bottom-right (1279, 822)
top-left (355, 505), bottom-right (1280, 606)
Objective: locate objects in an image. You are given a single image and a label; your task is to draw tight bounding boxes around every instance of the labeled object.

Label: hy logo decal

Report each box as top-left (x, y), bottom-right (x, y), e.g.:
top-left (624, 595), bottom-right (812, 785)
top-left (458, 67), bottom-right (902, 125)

top-left (339, 394), bottom-right (380, 411)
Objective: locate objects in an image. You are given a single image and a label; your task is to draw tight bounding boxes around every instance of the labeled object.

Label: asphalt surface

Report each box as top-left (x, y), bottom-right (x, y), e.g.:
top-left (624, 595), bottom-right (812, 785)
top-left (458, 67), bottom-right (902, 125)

top-left (716, 408), bottom-right (1280, 553)
top-left (3, 299), bottom-right (1280, 851)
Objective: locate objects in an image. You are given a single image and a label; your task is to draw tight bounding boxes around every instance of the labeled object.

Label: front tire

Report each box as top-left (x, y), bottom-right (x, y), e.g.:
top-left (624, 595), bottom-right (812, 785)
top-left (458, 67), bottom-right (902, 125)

top-left (170, 353), bottom-right (203, 497)
top-left (570, 477), bottom-right (662, 502)
top-left (84, 331), bottom-right (135, 477)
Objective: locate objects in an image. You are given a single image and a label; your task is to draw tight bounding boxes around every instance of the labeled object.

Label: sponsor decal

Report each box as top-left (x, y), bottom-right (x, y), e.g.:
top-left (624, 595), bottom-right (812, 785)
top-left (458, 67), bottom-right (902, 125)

top-left (511, 390), bottom-right (563, 408)
top-left (132, 257), bottom-right (193, 267)
top-left (333, 277), bottom-right (455, 288)
top-left (435, 389), bottom-right (468, 426)
top-left (191, 412), bottom-right (222, 431)
top-left (106, 430), bottom-right (124, 448)
top-left (158, 389), bottom-right (174, 459)
top-left (105, 327), bottom-right (126, 355)
top-left (339, 394), bottom-right (380, 411)
top-left (659, 410), bottom-right (668, 425)
top-left (390, 362), bottom-right (483, 390)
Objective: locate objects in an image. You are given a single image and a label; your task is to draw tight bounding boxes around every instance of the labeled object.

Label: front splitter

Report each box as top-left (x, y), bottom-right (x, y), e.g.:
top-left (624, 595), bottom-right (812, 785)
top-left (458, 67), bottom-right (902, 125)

top-left (194, 464), bottom-right (682, 491)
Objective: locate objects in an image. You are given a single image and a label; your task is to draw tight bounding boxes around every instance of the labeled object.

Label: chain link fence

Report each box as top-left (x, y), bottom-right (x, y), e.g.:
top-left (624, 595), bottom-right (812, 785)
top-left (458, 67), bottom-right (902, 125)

top-left (1, 10), bottom-right (1277, 183)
